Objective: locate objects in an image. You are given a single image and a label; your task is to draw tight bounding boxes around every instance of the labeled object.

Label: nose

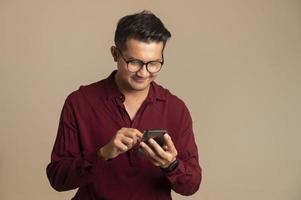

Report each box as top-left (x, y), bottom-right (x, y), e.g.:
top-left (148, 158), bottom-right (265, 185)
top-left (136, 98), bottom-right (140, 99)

top-left (136, 64), bottom-right (149, 77)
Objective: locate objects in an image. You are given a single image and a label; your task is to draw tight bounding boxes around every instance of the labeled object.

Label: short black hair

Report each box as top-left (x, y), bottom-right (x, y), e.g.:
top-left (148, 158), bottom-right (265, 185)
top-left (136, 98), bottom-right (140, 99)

top-left (114, 10), bottom-right (171, 50)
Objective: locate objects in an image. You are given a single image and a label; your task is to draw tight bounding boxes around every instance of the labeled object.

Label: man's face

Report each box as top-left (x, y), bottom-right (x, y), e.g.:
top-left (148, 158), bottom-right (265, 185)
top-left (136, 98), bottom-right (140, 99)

top-left (113, 38), bottom-right (164, 92)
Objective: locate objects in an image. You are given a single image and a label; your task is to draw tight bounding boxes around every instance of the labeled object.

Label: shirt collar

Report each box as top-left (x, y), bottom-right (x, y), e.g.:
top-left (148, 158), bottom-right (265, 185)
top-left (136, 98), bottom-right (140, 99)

top-left (104, 70), bottom-right (123, 100)
top-left (104, 70), bottom-right (167, 103)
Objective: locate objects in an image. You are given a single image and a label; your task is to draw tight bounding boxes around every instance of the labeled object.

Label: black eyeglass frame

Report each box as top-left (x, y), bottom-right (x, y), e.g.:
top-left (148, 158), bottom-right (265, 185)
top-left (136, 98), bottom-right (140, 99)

top-left (116, 48), bottom-right (164, 73)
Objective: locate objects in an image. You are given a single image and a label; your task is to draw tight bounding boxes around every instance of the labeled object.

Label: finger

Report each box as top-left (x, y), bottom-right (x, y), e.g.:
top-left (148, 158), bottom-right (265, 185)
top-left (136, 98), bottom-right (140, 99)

top-left (149, 157), bottom-right (162, 167)
top-left (139, 143), bottom-right (150, 157)
top-left (114, 139), bottom-right (128, 152)
top-left (133, 129), bottom-right (143, 139)
top-left (124, 133), bottom-right (141, 145)
top-left (164, 134), bottom-right (177, 154)
top-left (123, 128), bottom-right (143, 140)
top-left (139, 141), bottom-right (153, 154)
top-left (121, 137), bottom-right (134, 148)
top-left (140, 141), bottom-right (165, 165)
top-left (148, 138), bottom-right (168, 159)
top-left (118, 129), bottom-right (138, 145)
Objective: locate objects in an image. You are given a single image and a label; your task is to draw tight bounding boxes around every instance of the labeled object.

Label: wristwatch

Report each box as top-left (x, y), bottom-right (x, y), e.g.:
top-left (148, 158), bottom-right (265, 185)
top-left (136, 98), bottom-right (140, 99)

top-left (161, 159), bottom-right (179, 173)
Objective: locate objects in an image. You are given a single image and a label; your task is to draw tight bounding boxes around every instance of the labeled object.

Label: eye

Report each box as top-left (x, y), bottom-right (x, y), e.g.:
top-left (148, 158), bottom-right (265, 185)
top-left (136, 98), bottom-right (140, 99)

top-left (129, 60), bottom-right (143, 66)
top-left (148, 61), bottom-right (162, 68)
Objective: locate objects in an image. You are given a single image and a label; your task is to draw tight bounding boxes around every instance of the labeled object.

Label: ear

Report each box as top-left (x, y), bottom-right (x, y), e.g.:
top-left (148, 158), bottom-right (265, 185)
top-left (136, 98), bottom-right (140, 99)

top-left (111, 46), bottom-right (118, 62)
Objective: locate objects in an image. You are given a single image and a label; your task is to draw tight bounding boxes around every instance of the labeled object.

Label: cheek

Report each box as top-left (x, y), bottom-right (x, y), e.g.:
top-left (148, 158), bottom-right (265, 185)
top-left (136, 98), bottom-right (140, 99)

top-left (149, 73), bottom-right (158, 81)
top-left (117, 62), bottom-right (129, 75)
top-left (119, 66), bottom-right (134, 81)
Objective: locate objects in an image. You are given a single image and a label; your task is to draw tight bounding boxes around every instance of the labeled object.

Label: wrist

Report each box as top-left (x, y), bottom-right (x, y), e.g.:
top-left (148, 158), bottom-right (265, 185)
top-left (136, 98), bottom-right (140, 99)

top-left (161, 158), bottom-right (179, 173)
top-left (97, 147), bottom-right (110, 161)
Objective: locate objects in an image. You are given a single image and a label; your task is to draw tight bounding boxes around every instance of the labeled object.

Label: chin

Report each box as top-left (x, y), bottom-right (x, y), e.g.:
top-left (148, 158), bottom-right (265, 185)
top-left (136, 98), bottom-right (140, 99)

top-left (130, 84), bottom-right (149, 91)
top-left (129, 82), bottom-right (150, 91)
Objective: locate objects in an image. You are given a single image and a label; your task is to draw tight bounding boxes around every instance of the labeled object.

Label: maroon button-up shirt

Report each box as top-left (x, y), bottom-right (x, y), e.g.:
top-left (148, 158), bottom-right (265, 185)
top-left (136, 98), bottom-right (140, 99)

top-left (47, 71), bottom-right (202, 200)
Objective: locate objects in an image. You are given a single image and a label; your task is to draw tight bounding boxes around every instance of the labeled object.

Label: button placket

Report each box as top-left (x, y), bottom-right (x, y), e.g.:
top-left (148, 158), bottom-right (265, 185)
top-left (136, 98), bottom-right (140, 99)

top-left (128, 101), bottom-right (152, 166)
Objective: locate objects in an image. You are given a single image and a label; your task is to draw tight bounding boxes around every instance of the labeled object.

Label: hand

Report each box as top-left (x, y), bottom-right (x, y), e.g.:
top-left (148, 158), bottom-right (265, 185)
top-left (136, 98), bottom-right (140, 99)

top-left (98, 128), bottom-right (143, 160)
top-left (139, 133), bottom-right (178, 168)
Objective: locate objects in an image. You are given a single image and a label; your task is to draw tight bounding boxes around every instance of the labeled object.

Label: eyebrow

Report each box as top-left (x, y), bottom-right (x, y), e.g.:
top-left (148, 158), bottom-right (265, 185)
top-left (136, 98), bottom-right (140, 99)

top-left (126, 55), bottom-right (163, 62)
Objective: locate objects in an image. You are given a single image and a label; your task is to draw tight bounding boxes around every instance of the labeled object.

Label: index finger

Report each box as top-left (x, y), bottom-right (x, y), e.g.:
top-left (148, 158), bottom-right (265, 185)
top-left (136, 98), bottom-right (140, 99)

top-left (124, 128), bottom-right (143, 139)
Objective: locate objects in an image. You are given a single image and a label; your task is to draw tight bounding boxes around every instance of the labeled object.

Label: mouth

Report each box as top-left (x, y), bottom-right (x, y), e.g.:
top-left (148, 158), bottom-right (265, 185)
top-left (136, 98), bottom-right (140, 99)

top-left (132, 76), bottom-right (148, 83)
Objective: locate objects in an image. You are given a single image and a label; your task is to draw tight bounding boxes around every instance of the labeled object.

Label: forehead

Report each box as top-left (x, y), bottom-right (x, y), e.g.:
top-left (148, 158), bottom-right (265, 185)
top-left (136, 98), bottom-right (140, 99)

top-left (123, 38), bottom-right (164, 60)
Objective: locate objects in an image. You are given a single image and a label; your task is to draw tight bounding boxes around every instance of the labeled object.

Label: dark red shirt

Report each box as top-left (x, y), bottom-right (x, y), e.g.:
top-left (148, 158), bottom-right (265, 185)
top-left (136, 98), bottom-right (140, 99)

top-left (46, 71), bottom-right (202, 200)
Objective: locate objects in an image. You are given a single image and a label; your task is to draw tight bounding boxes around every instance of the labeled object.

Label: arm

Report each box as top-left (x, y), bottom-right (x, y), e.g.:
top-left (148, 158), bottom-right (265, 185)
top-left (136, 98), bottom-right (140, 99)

top-left (46, 97), bottom-right (102, 191)
top-left (167, 105), bottom-right (202, 195)
top-left (165, 111), bottom-right (202, 196)
top-left (46, 97), bottom-right (143, 191)
top-left (139, 106), bottom-right (202, 195)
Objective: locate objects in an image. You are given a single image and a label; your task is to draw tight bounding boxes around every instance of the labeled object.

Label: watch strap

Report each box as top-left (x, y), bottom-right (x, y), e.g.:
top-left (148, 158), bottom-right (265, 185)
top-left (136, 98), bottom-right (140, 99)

top-left (162, 158), bottom-right (179, 173)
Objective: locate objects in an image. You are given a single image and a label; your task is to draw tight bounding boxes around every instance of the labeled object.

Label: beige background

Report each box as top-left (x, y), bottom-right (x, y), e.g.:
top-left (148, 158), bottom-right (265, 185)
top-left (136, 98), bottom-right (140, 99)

top-left (1, 0), bottom-right (301, 199)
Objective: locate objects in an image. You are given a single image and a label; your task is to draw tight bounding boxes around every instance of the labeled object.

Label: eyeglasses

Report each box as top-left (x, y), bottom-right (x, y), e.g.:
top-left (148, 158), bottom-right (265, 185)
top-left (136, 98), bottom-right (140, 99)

top-left (116, 48), bottom-right (164, 73)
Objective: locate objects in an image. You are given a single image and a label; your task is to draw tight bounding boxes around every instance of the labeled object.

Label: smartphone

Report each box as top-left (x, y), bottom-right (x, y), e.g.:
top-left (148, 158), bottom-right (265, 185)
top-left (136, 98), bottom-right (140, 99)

top-left (142, 129), bottom-right (167, 147)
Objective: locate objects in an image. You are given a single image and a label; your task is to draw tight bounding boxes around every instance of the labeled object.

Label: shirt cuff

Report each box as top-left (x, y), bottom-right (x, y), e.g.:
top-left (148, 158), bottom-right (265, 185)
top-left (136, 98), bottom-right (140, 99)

top-left (164, 158), bottom-right (185, 180)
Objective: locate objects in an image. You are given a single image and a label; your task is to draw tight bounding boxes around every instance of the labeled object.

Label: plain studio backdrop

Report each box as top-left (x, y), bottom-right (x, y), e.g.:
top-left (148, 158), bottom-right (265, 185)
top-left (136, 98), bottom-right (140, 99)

top-left (1, 0), bottom-right (301, 199)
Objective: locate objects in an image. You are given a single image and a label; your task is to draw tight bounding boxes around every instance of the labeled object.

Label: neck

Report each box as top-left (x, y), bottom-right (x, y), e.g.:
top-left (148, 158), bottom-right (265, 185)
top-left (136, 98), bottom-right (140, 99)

top-left (123, 88), bottom-right (149, 102)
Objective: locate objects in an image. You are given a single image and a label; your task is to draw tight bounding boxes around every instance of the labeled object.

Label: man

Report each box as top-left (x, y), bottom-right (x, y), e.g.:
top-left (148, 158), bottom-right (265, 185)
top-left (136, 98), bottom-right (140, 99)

top-left (47, 10), bottom-right (202, 200)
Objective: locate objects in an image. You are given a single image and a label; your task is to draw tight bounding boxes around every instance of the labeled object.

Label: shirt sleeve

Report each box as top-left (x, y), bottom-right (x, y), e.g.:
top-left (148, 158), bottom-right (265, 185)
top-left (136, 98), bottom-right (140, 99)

top-left (46, 96), bottom-right (105, 191)
top-left (165, 103), bottom-right (202, 196)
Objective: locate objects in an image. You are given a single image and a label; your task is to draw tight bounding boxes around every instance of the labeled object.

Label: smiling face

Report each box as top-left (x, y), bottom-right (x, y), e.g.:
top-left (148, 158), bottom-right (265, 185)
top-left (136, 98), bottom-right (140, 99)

top-left (112, 38), bottom-right (164, 93)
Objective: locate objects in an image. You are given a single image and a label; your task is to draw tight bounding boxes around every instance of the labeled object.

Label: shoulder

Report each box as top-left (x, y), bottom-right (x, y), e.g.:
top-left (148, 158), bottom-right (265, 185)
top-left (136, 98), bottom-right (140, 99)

top-left (153, 81), bottom-right (187, 108)
top-left (152, 82), bottom-right (189, 117)
top-left (153, 83), bottom-right (193, 140)
top-left (65, 79), bottom-right (105, 106)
